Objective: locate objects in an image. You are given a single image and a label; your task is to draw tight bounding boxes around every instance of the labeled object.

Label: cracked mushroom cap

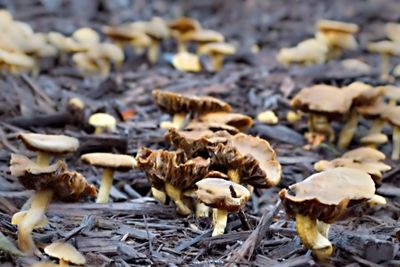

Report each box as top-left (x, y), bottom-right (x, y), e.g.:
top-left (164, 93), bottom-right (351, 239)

top-left (136, 147), bottom-right (210, 190)
top-left (279, 167), bottom-right (375, 223)
top-left (291, 85), bottom-right (352, 116)
top-left (198, 42), bottom-right (236, 56)
top-left (18, 133), bottom-right (79, 154)
top-left (196, 112), bottom-right (253, 131)
top-left (342, 147), bottom-right (386, 162)
top-left (168, 17), bottom-right (201, 35)
top-left (44, 242), bottom-right (85, 265)
top-left (367, 41), bottom-right (400, 56)
top-left (317, 20), bottom-right (359, 34)
top-left (81, 153), bottom-right (136, 172)
top-left (181, 29), bottom-right (224, 44)
top-left (196, 178), bottom-right (250, 212)
top-left (10, 154), bottom-right (96, 201)
top-left (385, 23), bottom-right (400, 42)
top-left (360, 133), bottom-right (388, 146)
top-left (152, 89), bottom-right (232, 115)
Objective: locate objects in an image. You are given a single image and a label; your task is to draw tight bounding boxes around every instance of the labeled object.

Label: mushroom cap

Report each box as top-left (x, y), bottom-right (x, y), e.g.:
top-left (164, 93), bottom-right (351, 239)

top-left (18, 133), bottom-right (79, 154)
top-left (88, 113), bottom-right (117, 130)
top-left (0, 49), bottom-right (35, 67)
top-left (277, 39), bottom-right (328, 66)
top-left (291, 85), bottom-right (352, 116)
top-left (152, 89), bottom-right (232, 115)
top-left (360, 133), bottom-right (388, 146)
top-left (317, 19), bottom-right (359, 34)
top-left (143, 17), bottom-right (169, 40)
top-left (382, 105), bottom-right (400, 126)
top-left (185, 121), bottom-right (239, 135)
top-left (95, 43), bottom-right (124, 63)
top-left (279, 167), bottom-right (375, 223)
top-left (316, 31), bottom-right (357, 50)
top-left (10, 154), bottom-right (97, 201)
top-left (168, 17), bottom-right (201, 35)
top-left (171, 51), bottom-right (201, 73)
top-left (385, 23), bottom-right (400, 42)
top-left (356, 101), bottom-right (388, 119)
top-left (342, 147), bottom-right (386, 162)
top-left (196, 178), bottom-right (250, 212)
top-left (44, 242), bottom-right (86, 265)
top-left (198, 42), bottom-right (236, 56)
top-left (81, 153), bottom-right (136, 171)
top-left (181, 29), bottom-right (224, 43)
top-left (136, 148), bottom-right (210, 190)
top-left (342, 82), bottom-right (383, 106)
top-left (381, 85), bottom-right (400, 101)
top-left (196, 112), bottom-right (253, 131)
top-left (72, 27), bottom-right (100, 44)
top-left (367, 41), bottom-right (400, 56)
top-left (341, 59), bottom-right (372, 73)
top-left (102, 24), bottom-right (145, 41)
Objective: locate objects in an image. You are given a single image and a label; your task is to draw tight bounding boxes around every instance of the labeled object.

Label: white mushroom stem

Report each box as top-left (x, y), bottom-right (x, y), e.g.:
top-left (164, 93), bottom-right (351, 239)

top-left (94, 127), bottom-right (105, 135)
top-left (36, 151), bottom-right (50, 167)
top-left (309, 114), bottom-right (334, 142)
top-left (195, 202), bottom-right (210, 218)
top-left (368, 119), bottom-right (385, 135)
top-left (295, 214), bottom-right (333, 260)
top-left (380, 53), bottom-right (390, 80)
top-left (60, 259), bottom-right (69, 267)
top-left (338, 109), bottom-right (359, 149)
top-left (96, 168), bottom-right (114, 204)
top-left (172, 113), bottom-right (186, 129)
top-left (391, 126), bottom-right (400, 160)
top-left (18, 189), bottom-right (54, 255)
top-left (147, 39), bottom-right (160, 64)
top-left (177, 38), bottom-right (187, 53)
top-left (165, 183), bottom-right (191, 215)
top-left (211, 54), bottom-right (224, 71)
top-left (151, 187), bottom-right (167, 204)
top-left (212, 209), bottom-right (228, 236)
top-left (316, 220), bottom-right (330, 239)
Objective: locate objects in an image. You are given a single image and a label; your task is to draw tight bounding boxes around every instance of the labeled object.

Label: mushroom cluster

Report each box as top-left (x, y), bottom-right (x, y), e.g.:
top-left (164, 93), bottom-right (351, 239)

top-left (277, 19), bottom-right (358, 67)
top-left (135, 90), bottom-right (281, 236)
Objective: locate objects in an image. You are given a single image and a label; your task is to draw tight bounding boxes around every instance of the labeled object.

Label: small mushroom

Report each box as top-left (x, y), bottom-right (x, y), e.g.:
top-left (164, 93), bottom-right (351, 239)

top-left (360, 133), bottom-right (388, 148)
top-left (168, 17), bottom-right (201, 52)
top-left (142, 17), bottom-right (169, 63)
top-left (356, 101), bottom-right (388, 136)
top-left (102, 24), bottom-right (150, 51)
top-left (198, 42), bottom-right (236, 72)
top-left (381, 85), bottom-right (400, 106)
top-left (291, 85), bottom-right (352, 142)
top-left (194, 112), bottom-right (253, 132)
top-left (10, 154), bottom-right (96, 254)
top-left (152, 89), bottom-right (232, 129)
top-left (180, 29), bottom-right (224, 53)
top-left (279, 167), bottom-right (375, 260)
top-left (342, 147), bottom-right (386, 162)
top-left (72, 27), bottom-right (100, 45)
top-left (136, 148), bottom-right (210, 215)
top-left (257, 110), bottom-right (279, 125)
top-left (196, 178), bottom-right (250, 236)
top-left (88, 113), bottom-right (117, 134)
top-left (171, 51), bottom-right (201, 72)
top-left (367, 41), bottom-right (400, 80)
top-left (385, 23), bottom-right (400, 43)
top-left (81, 153), bottom-right (136, 203)
top-left (44, 242), bottom-right (85, 266)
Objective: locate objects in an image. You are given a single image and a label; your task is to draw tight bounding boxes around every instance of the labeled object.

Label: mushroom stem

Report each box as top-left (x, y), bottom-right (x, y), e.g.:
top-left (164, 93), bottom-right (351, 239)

top-left (368, 119), bottom-right (385, 135)
top-left (309, 114), bottom-right (334, 142)
top-left (18, 189), bottom-right (54, 255)
top-left (391, 126), bottom-right (400, 160)
top-left (380, 53), bottom-right (390, 80)
top-left (338, 109), bottom-right (359, 149)
top-left (195, 202), bottom-right (210, 218)
top-left (59, 259), bottom-right (69, 267)
top-left (295, 214), bottom-right (333, 260)
top-left (227, 169), bottom-right (240, 184)
top-left (147, 39), bottom-right (159, 64)
top-left (316, 220), bottom-right (330, 239)
top-left (165, 182), bottom-right (191, 215)
top-left (389, 99), bottom-right (397, 106)
top-left (151, 187), bottom-right (167, 204)
top-left (212, 54), bottom-right (224, 71)
top-left (212, 209), bottom-right (228, 236)
top-left (12, 211), bottom-right (48, 228)
top-left (177, 40), bottom-right (187, 53)
top-left (94, 127), bottom-right (104, 135)
top-left (96, 168), bottom-right (114, 204)
top-left (36, 152), bottom-right (50, 167)
top-left (171, 113), bottom-right (186, 129)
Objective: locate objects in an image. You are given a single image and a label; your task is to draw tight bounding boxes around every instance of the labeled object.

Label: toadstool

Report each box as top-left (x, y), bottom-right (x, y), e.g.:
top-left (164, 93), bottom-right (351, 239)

top-left (44, 242), bottom-right (85, 266)
top-left (88, 113), bottom-right (117, 134)
top-left (198, 42), bottom-right (236, 72)
top-left (168, 17), bottom-right (201, 52)
top-left (367, 41), bottom-right (400, 80)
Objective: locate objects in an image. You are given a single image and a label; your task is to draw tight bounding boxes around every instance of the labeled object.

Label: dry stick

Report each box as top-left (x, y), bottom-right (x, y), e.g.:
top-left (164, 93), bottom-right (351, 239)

top-left (226, 200), bottom-right (282, 265)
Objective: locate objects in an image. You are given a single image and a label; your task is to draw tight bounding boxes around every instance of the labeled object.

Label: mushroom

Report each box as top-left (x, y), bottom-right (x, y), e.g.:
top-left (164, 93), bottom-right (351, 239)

top-left (193, 112), bottom-right (253, 132)
top-left (72, 27), bottom-right (100, 45)
top-left (10, 154), bottom-right (96, 254)
top-left (381, 85), bottom-right (400, 106)
top-left (367, 41), bottom-right (400, 80)
top-left (360, 133), bottom-right (388, 148)
top-left (168, 17), bottom-right (201, 52)
top-left (341, 146), bottom-right (386, 162)
top-left (102, 24), bottom-right (151, 53)
top-left (385, 23), bottom-right (400, 43)
top-left (180, 29), bottom-right (224, 53)
top-left (88, 113), bottom-right (117, 134)
top-left (356, 101), bottom-right (389, 136)
top-left (291, 85), bottom-right (352, 143)
top-left (136, 148), bottom-right (210, 215)
top-left (185, 121), bottom-right (240, 135)
top-left (152, 89), bottom-right (232, 129)
top-left (257, 110), bottom-right (279, 125)
top-left (279, 167), bottom-right (375, 260)
top-left (171, 51), bottom-right (201, 72)
top-left (81, 153), bottom-right (136, 203)
top-left (381, 105), bottom-right (400, 159)
top-left (196, 178), bottom-right (250, 236)
top-left (316, 19), bottom-right (359, 59)
top-left (142, 17), bottom-right (169, 63)
top-left (44, 242), bottom-right (85, 266)
top-left (198, 42), bottom-right (236, 71)
top-left (341, 59), bottom-right (372, 74)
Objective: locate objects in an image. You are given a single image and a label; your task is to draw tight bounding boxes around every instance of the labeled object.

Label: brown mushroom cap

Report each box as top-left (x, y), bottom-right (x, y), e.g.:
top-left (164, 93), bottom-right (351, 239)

top-left (342, 147), bottom-right (386, 162)
top-left (342, 82), bottom-right (383, 107)
top-left (356, 101), bottom-right (389, 119)
top-left (291, 85), bottom-right (352, 116)
top-left (360, 133), bottom-right (388, 146)
top-left (198, 42), bottom-right (236, 56)
top-left (168, 17), bottom-right (201, 35)
top-left (385, 23), bottom-right (400, 42)
top-left (279, 167), bottom-right (375, 223)
top-left (44, 242), bottom-right (86, 265)
top-left (196, 112), bottom-right (253, 131)
top-left (18, 133), bottom-right (79, 154)
top-left (317, 20), bottom-right (359, 34)
top-left (367, 41), bottom-right (400, 56)
top-left (152, 89), bottom-right (232, 115)
top-left (81, 153), bottom-right (136, 171)
top-left (185, 121), bottom-right (239, 135)
top-left (136, 148), bottom-right (210, 190)
top-left (102, 24), bottom-right (145, 42)
top-left (143, 17), bottom-right (169, 40)
top-left (196, 178), bottom-right (250, 212)
top-left (181, 29), bottom-right (224, 43)
top-left (10, 154), bottom-right (96, 201)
